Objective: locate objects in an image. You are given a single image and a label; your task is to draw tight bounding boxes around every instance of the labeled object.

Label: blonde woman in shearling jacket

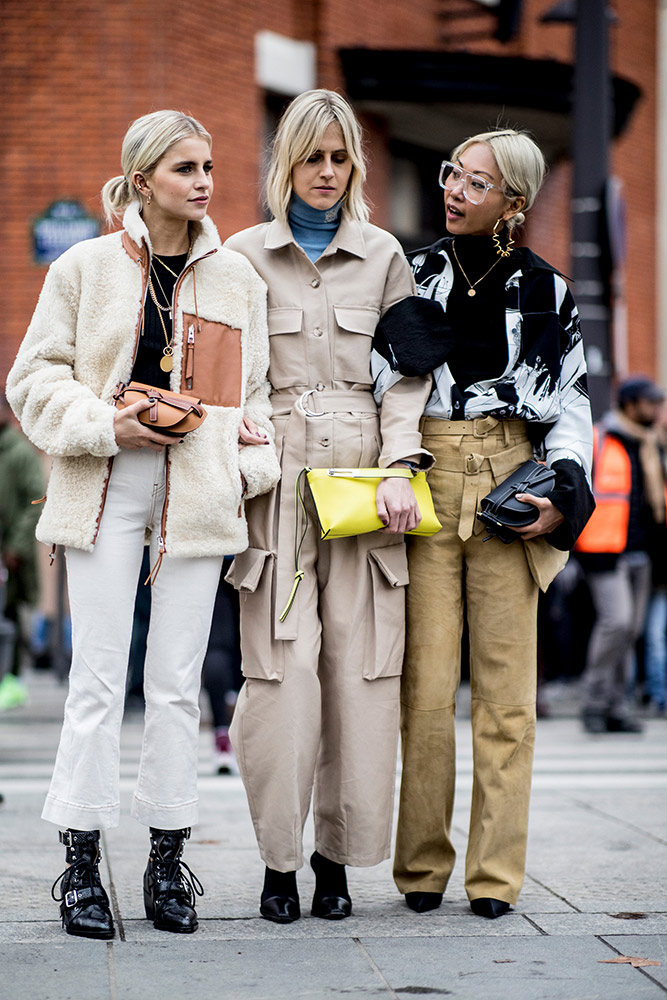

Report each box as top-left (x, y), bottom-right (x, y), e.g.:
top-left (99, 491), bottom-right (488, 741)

top-left (6, 110), bottom-right (280, 940)
top-left (224, 90), bottom-right (432, 924)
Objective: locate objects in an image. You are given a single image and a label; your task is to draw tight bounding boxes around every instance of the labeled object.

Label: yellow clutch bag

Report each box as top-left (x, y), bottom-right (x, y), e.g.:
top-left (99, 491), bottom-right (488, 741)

top-left (304, 467), bottom-right (442, 539)
top-left (279, 467), bottom-right (442, 623)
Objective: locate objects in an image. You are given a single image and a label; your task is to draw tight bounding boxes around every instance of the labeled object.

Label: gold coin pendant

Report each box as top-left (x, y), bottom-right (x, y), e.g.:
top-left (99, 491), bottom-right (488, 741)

top-left (160, 355), bottom-right (174, 373)
top-left (468, 289), bottom-right (476, 297)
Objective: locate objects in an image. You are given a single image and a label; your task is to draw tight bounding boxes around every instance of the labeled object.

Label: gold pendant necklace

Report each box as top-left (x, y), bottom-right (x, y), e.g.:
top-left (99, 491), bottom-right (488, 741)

top-left (452, 240), bottom-right (504, 297)
top-left (155, 306), bottom-right (174, 372)
top-left (148, 239), bottom-right (192, 373)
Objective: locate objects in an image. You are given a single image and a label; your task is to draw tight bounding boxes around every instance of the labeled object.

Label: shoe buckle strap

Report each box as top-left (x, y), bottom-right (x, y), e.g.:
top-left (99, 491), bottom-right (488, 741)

top-left (64, 886), bottom-right (98, 908)
top-left (59, 831), bottom-right (72, 847)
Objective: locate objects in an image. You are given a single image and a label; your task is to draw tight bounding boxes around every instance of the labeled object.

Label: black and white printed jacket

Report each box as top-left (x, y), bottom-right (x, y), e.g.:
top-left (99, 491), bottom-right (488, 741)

top-left (373, 237), bottom-right (595, 548)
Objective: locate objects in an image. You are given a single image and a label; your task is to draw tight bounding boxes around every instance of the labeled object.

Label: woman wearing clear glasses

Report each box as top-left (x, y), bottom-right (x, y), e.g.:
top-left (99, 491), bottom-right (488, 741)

top-left (374, 129), bottom-right (594, 919)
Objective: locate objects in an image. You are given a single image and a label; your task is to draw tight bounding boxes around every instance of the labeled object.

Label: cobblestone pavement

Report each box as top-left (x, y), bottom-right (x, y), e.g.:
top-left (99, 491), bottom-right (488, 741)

top-left (1, 668), bottom-right (666, 999)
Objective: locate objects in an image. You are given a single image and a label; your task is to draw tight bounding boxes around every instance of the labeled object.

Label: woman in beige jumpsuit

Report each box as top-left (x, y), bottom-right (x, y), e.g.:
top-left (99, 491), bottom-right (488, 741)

top-left (226, 90), bottom-right (431, 922)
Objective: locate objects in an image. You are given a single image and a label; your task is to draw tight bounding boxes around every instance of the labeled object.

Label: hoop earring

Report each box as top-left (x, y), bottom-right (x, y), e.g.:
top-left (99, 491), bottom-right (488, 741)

top-left (493, 219), bottom-right (513, 258)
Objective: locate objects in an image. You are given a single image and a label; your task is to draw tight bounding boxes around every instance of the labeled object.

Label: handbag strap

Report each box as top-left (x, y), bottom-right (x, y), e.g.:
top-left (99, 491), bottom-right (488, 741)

top-left (278, 468), bottom-right (310, 623)
top-left (113, 382), bottom-right (204, 417)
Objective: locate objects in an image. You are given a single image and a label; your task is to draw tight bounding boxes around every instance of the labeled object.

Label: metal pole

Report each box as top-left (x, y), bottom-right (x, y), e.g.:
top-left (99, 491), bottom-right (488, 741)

top-left (571, 0), bottom-right (613, 418)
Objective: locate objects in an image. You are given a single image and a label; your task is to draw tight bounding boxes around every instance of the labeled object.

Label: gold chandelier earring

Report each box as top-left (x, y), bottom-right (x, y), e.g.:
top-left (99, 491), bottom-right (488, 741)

top-left (493, 219), bottom-right (513, 258)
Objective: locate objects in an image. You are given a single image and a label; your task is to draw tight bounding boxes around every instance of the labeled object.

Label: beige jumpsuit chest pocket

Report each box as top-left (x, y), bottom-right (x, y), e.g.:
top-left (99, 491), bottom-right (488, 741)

top-left (181, 313), bottom-right (242, 407)
top-left (333, 306), bottom-right (380, 384)
top-left (365, 543), bottom-right (410, 680)
top-left (225, 547), bottom-right (285, 681)
top-left (267, 307), bottom-right (304, 389)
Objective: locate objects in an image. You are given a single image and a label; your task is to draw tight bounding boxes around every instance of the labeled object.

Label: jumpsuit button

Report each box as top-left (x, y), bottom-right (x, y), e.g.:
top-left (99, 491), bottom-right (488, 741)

top-left (315, 382), bottom-right (325, 391)
top-left (320, 438), bottom-right (330, 447)
top-left (454, 400), bottom-right (460, 409)
top-left (313, 327), bottom-right (323, 337)
top-left (311, 278), bottom-right (320, 288)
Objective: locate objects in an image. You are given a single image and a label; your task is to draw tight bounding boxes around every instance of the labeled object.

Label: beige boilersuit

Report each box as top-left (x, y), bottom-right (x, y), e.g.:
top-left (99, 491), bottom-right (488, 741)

top-left (224, 218), bottom-right (431, 871)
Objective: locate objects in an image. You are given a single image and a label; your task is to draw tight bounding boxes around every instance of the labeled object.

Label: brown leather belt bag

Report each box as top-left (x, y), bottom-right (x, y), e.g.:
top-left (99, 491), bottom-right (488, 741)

top-left (113, 381), bottom-right (207, 437)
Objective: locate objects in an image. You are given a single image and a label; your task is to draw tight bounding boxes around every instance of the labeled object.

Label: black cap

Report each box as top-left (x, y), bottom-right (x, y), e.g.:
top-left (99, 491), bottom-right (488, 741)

top-left (617, 375), bottom-right (665, 405)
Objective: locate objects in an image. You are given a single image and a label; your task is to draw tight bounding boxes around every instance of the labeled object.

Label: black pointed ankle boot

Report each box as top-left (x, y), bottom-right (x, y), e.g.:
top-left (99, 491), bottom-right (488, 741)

top-left (470, 897), bottom-right (511, 919)
top-left (51, 830), bottom-right (114, 939)
top-left (143, 827), bottom-right (203, 933)
top-left (310, 851), bottom-right (352, 919)
top-left (259, 867), bottom-right (300, 923)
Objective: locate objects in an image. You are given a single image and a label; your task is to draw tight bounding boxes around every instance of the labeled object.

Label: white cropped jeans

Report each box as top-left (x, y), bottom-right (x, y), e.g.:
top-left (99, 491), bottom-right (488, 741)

top-left (42, 448), bottom-right (223, 831)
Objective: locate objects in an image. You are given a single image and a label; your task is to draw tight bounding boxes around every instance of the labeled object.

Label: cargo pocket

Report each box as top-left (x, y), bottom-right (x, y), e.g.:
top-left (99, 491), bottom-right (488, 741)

top-left (364, 543), bottom-right (410, 680)
top-left (267, 307), bottom-right (304, 389)
top-left (333, 305), bottom-right (379, 384)
top-left (225, 548), bottom-right (285, 681)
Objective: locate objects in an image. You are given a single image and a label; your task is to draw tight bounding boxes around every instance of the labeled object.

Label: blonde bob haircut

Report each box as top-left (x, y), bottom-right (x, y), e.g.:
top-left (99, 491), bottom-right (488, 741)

top-left (101, 110), bottom-right (212, 226)
top-left (265, 89), bottom-right (369, 224)
top-left (451, 128), bottom-right (546, 230)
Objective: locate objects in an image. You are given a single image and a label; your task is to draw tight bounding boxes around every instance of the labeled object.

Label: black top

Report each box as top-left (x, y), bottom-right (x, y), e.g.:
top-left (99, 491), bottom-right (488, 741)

top-left (131, 252), bottom-right (188, 390)
top-left (445, 234), bottom-right (518, 397)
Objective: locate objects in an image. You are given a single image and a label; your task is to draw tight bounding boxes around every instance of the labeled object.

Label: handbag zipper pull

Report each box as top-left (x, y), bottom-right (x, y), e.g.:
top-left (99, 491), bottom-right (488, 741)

top-left (185, 324), bottom-right (195, 389)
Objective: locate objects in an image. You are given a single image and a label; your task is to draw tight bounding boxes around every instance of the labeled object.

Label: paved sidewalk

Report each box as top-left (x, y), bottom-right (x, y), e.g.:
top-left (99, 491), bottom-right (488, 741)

top-left (1, 668), bottom-right (666, 1000)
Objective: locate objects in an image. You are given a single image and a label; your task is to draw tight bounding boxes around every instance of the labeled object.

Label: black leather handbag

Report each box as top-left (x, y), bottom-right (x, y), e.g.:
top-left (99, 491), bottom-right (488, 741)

top-left (477, 459), bottom-right (556, 544)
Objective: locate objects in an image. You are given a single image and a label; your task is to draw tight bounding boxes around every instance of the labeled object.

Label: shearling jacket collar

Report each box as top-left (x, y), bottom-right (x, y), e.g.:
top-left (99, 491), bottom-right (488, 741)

top-left (120, 202), bottom-right (221, 263)
top-left (263, 214), bottom-right (367, 259)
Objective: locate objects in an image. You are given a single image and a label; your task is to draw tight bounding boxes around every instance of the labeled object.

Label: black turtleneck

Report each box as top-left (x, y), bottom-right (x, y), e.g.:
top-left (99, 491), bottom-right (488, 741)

top-left (446, 234), bottom-right (518, 393)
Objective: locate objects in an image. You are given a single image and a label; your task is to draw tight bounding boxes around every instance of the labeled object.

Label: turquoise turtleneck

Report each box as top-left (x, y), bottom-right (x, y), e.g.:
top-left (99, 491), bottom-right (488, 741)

top-left (288, 193), bottom-right (343, 262)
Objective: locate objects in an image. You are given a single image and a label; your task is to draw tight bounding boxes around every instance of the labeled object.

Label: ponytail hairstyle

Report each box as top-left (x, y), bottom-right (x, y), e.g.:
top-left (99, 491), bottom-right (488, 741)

top-left (451, 128), bottom-right (547, 229)
top-left (101, 110), bottom-right (212, 225)
top-left (265, 89), bottom-right (369, 224)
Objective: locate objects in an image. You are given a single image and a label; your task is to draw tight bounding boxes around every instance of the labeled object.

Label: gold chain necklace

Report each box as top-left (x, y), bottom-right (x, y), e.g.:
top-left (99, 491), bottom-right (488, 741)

top-left (146, 241), bottom-right (192, 373)
top-left (452, 240), bottom-right (504, 297)
top-left (148, 270), bottom-right (171, 314)
top-left (148, 240), bottom-right (192, 315)
top-left (153, 253), bottom-right (181, 279)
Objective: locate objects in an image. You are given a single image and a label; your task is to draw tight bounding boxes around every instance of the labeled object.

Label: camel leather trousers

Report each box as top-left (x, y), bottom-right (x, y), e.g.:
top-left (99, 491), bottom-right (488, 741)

top-left (394, 416), bottom-right (539, 905)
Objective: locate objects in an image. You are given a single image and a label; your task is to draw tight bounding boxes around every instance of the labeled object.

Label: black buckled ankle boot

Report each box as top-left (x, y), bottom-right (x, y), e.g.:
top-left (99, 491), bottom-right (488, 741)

top-left (143, 827), bottom-right (203, 933)
top-left (51, 830), bottom-right (115, 939)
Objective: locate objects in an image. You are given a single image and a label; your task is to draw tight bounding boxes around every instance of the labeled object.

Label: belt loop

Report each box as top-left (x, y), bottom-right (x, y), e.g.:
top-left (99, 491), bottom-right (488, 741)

top-left (503, 421), bottom-right (510, 447)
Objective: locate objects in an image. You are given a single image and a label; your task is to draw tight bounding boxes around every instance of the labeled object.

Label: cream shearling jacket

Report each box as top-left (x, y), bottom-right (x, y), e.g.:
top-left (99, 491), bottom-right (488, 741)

top-left (6, 203), bottom-right (281, 558)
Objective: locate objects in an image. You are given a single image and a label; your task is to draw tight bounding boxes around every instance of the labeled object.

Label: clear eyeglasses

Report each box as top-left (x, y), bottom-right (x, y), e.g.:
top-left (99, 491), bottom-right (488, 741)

top-left (438, 160), bottom-right (506, 205)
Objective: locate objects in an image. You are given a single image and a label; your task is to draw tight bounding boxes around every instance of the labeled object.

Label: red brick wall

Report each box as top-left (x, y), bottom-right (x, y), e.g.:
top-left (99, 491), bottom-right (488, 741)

top-left (0, 0), bottom-right (658, 387)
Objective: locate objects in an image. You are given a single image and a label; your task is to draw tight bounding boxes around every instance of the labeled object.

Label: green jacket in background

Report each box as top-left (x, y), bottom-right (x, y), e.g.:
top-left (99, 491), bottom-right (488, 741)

top-left (0, 424), bottom-right (43, 607)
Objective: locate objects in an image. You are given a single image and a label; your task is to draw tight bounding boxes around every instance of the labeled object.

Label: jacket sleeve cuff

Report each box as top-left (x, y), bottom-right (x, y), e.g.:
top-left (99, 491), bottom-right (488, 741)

top-left (379, 446), bottom-right (435, 471)
top-left (545, 458), bottom-right (595, 550)
top-left (238, 444), bottom-right (281, 500)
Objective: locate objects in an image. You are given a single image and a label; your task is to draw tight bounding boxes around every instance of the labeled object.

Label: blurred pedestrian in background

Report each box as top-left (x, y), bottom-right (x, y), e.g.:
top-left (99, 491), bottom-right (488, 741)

top-left (6, 109), bottom-right (279, 940)
top-left (0, 391), bottom-right (43, 710)
top-left (576, 375), bottom-right (667, 733)
top-left (374, 128), bottom-right (594, 920)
